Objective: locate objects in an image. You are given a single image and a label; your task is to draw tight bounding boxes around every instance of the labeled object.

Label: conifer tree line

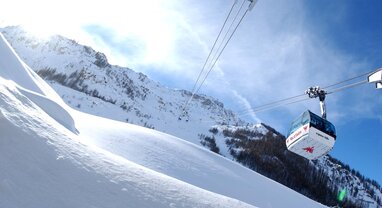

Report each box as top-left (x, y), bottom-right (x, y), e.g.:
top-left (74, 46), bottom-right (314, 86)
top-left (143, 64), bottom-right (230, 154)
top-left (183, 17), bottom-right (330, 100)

top-left (201, 124), bottom-right (382, 207)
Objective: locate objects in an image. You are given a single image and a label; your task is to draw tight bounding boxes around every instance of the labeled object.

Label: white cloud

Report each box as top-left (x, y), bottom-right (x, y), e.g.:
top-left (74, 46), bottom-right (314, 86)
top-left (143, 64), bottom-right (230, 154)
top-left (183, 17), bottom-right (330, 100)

top-left (230, 88), bottom-right (262, 123)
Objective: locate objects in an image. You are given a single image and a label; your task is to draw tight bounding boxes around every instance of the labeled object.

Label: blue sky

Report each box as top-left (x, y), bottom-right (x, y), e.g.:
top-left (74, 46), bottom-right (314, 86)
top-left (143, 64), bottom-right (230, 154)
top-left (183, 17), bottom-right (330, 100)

top-left (1, 0), bottom-right (381, 185)
top-left (298, 0), bottom-right (382, 185)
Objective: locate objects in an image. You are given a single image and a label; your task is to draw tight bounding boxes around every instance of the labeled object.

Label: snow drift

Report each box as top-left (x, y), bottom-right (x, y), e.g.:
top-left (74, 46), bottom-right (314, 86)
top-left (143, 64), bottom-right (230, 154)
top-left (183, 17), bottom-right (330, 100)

top-left (0, 78), bottom-right (254, 208)
top-left (0, 33), bottom-right (76, 133)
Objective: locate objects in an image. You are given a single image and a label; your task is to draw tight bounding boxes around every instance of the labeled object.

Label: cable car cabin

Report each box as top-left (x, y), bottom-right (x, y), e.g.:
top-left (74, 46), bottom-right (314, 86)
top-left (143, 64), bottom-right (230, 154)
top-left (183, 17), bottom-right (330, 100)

top-left (286, 110), bottom-right (336, 160)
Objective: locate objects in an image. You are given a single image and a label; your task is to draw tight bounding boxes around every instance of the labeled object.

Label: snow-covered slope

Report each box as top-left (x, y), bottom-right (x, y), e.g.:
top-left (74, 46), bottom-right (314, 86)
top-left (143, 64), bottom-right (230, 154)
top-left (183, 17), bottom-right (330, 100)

top-left (0, 33), bottom-right (76, 133)
top-left (0, 31), bottom-right (329, 207)
top-left (314, 156), bottom-right (382, 207)
top-left (0, 78), bottom-right (255, 208)
top-left (75, 110), bottom-right (327, 207)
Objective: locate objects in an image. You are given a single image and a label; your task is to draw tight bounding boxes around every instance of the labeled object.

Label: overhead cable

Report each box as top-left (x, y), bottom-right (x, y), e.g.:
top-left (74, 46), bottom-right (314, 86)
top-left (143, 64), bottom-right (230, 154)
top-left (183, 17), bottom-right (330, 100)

top-left (194, 1), bottom-right (250, 96)
top-left (236, 69), bottom-right (378, 118)
top-left (181, 0), bottom-right (255, 117)
top-left (186, 0), bottom-right (239, 106)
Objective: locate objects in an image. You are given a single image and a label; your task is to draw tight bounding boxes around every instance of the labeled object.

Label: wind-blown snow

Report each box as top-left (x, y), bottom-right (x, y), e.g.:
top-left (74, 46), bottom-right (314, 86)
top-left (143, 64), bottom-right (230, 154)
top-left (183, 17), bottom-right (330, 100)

top-left (0, 33), bottom-right (76, 133)
top-left (0, 79), bottom-right (253, 208)
top-left (0, 33), bottom-right (62, 102)
top-left (75, 110), bottom-right (326, 207)
top-left (0, 31), bottom-right (328, 207)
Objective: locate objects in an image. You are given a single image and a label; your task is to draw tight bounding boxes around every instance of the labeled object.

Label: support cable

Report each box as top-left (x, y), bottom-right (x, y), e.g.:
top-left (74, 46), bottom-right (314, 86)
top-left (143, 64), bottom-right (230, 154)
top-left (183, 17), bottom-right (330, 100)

top-left (181, 0), bottom-right (254, 118)
top-left (194, 2), bottom-right (250, 97)
top-left (187, 0), bottom-right (239, 101)
top-left (234, 71), bottom-right (376, 119)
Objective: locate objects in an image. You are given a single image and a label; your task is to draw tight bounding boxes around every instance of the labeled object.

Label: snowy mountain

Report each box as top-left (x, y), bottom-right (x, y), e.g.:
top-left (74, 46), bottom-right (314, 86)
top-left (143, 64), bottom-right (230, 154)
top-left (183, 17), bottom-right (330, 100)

top-left (0, 29), bottom-right (331, 208)
top-left (0, 26), bottom-right (241, 152)
top-left (1, 26), bottom-right (381, 207)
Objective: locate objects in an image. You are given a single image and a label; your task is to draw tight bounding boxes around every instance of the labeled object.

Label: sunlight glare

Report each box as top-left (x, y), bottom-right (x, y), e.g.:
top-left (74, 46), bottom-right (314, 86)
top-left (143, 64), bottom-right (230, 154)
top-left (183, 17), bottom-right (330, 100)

top-left (1, 0), bottom-right (180, 67)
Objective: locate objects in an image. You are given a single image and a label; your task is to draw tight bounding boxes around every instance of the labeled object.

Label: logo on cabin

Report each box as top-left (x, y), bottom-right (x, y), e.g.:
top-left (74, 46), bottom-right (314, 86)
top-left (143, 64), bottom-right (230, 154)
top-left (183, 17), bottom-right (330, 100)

top-left (303, 146), bottom-right (314, 154)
